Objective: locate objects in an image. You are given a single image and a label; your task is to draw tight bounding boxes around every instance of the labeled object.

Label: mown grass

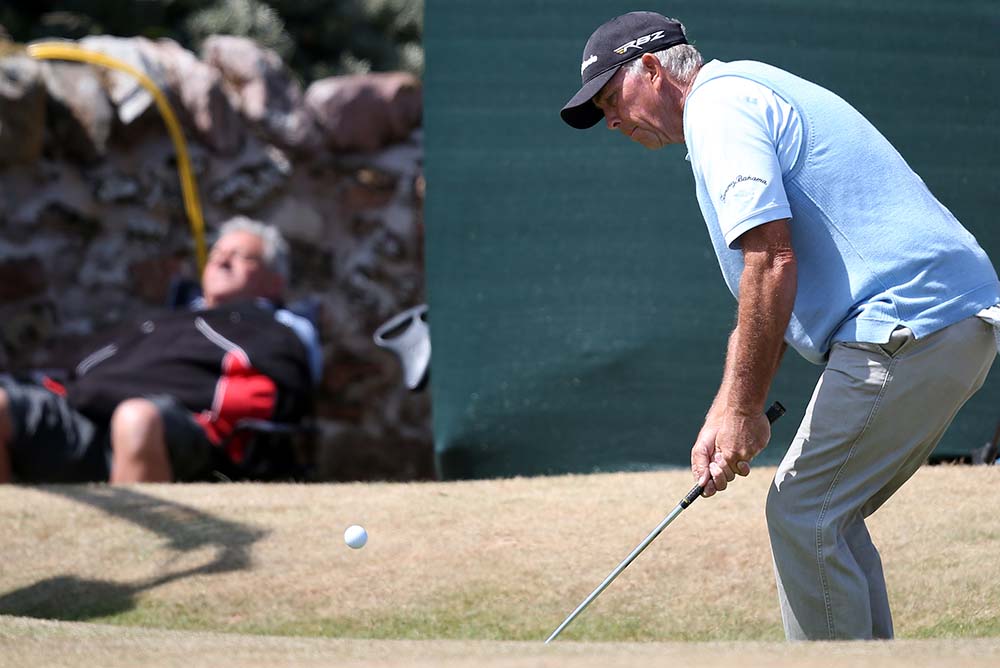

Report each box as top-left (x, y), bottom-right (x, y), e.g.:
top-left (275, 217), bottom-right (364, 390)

top-left (911, 613), bottom-right (1000, 639)
top-left (1, 467), bottom-right (999, 645)
top-left (5, 616), bottom-right (1000, 668)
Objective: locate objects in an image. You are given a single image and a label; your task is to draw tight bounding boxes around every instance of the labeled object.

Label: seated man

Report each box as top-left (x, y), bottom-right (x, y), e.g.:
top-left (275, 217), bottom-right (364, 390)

top-left (0, 217), bottom-right (321, 483)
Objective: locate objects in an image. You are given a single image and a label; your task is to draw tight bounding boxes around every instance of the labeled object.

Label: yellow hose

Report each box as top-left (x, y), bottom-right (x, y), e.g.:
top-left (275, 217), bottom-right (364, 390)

top-left (27, 41), bottom-right (208, 273)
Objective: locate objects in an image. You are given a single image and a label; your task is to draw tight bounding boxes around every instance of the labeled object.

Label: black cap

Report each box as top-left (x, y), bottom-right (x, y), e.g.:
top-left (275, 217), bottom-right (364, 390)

top-left (560, 12), bottom-right (687, 129)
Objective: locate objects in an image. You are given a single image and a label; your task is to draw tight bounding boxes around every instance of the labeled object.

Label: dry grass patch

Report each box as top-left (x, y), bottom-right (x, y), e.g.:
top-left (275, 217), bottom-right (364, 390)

top-left (4, 617), bottom-right (1000, 668)
top-left (0, 466), bottom-right (999, 643)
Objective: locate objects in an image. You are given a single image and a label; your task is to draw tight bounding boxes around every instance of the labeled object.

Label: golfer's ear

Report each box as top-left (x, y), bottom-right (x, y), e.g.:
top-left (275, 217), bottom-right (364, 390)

top-left (640, 52), bottom-right (661, 80)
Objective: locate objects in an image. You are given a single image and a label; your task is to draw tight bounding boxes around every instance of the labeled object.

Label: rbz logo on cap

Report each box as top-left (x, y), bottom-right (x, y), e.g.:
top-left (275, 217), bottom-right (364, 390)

top-left (581, 55), bottom-right (598, 75)
top-left (613, 30), bottom-right (666, 55)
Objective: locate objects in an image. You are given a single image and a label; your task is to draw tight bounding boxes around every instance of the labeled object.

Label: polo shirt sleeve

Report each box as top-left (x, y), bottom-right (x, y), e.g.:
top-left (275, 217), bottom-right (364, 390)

top-left (686, 77), bottom-right (792, 249)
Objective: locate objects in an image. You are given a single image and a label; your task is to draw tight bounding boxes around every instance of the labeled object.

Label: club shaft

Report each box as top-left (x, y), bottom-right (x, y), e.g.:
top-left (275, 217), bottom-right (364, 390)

top-left (544, 501), bottom-right (686, 644)
top-left (544, 401), bottom-right (785, 643)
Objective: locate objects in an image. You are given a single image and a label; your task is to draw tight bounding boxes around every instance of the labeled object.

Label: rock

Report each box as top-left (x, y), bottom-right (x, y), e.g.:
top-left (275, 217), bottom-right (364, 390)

top-left (78, 234), bottom-right (129, 287)
top-left (209, 141), bottom-right (291, 210)
top-left (73, 37), bottom-right (244, 155)
top-left (0, 56), bottom-right (46, 165)
top-left (93, 172), bottom-right (141, 204)
top-left (201, 35), bottom-right (281, 88)
top-left (269, 196), bottom-right (325, 245)
top-left (0, 35), bottom-right (430, 481)
top-left (202, 35), bottom-right (317, 152)
top-left (79, 36), bottom-right (168, 125)
top-left (341, 175), bottom-right (397, 214)
top-left (40, 61), bottom-right (113, 162)
top-left (123, 210), bottom-right (170, 240)
top-left (118, 134), bottom-right (210, 211)
top-left (8, 163), bottom-right (99, 240)
top-left (0, 256), bottom-right (47, 303)
top-left (305, 72), bottom-right (422, 153)
top-left (259, 106), bottom-right (318, 155)
top-left (0, 299), bottom-right (57, 367)
top-left (155, 39), bottom-right (244, 156)
top-left (312, 417), bottom-right (434, 481)
top-left (129, 253), bottom-right (181, 304)
top-left (366, 131), bottom-right (423, 180)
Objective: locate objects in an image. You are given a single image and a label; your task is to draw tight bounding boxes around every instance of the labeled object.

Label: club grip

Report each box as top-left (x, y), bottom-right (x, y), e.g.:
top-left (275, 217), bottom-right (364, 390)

top-left (680, 400), bottom-right (786, 508)
top-left (765, 401), bottom-right (786, 424)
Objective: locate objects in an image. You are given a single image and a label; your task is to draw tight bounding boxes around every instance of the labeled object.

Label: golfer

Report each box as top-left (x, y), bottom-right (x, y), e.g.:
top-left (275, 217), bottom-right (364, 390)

top-left (560, 11), bottom-right (1000, 640)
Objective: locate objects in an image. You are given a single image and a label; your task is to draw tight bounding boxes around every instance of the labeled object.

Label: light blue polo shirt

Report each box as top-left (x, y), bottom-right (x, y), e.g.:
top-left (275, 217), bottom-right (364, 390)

top-left (684, 60), bottom-right (1000, 364)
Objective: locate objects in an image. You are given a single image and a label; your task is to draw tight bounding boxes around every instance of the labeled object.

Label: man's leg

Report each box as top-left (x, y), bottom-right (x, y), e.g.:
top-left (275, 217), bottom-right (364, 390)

top-left (109, 398), bottom-right (173, 482)
top-left (843, 514), bottom-right (892, 639)
top-left (0, 388), bottom-right (12, 483)
top-left (766, 317), bottom-right (995, 640)
top-left (0, 380), bottom-right (109, 482)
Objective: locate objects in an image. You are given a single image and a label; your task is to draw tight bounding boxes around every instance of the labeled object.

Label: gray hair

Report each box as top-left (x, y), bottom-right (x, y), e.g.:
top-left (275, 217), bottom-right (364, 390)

top-left (625, 27), bottom-right (703, 87)
top-left (216, 216), bottom-right (291, 283)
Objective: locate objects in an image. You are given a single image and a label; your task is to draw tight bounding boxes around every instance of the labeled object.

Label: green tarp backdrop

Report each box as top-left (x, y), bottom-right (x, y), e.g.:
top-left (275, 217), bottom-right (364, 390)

top-left (424, 1), bottom-right (1000, 479)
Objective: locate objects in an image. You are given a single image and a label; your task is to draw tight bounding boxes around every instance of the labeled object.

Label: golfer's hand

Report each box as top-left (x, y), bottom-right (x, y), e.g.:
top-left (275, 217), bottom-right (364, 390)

top-left (690, 420), bottom-right (723, 497)
top-left (713, 412), bottom-right (771, 486)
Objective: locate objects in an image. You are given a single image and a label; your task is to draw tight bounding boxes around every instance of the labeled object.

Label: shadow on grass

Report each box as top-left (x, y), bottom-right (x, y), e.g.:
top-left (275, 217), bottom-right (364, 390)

top-left (0, 485), bottom-right (267, 622)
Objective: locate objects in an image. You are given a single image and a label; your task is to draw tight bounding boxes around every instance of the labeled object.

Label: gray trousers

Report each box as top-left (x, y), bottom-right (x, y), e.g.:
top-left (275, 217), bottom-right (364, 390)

top-left (766, 316), bottom-right (996, 640)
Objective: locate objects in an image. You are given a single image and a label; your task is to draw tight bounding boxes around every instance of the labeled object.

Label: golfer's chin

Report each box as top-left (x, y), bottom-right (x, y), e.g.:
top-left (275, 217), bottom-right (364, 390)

top-left (630, 128), bottom-right (666, 150)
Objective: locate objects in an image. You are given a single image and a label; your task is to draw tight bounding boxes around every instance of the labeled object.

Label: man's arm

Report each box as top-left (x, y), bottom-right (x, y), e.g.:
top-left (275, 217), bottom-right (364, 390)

top-left (692, 218), bottom-right (796, 495)
top-left (700, 330), bottom-right (787, 425)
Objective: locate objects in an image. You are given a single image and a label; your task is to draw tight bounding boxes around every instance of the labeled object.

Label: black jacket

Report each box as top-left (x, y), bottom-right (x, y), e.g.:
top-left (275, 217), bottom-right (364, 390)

top-left (66, 302), bottom-right (313, 439)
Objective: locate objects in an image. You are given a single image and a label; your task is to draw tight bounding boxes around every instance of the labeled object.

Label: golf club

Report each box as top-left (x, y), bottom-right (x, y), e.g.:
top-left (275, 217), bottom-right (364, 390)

top-left (544, 400), bottom-right (786, 644)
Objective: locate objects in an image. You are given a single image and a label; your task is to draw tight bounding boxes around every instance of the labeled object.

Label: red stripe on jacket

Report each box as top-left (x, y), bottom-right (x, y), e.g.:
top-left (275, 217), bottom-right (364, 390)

top-left (195, 350), bottom-right (278, 463)
top-left (41, 376), bottom-right (67, 396)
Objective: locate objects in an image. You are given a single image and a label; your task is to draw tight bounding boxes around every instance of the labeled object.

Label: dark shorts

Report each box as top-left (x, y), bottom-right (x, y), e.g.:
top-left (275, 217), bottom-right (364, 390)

top-left (144, 394), bottom-right (219, 482)
top-left (1, 378), bottom-right (218, 483)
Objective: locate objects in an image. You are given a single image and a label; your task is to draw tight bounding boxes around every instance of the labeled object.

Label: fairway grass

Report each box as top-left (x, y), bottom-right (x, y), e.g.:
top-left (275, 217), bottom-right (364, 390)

top-left (4, 617), bottom-right (1000, 668)
top-left (1, 466), bottom-right (999, 666)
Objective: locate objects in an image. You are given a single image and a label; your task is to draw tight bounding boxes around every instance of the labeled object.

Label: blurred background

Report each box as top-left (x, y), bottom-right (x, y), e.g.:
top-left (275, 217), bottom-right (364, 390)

top-left (2, 1), bottom-right (998, 483)
top-left (0, 0), bottom-right (429, 481)
top-left (0, 0), bottom-right (423, 78)
top-left (423, 1), bottom-right (1000, 478)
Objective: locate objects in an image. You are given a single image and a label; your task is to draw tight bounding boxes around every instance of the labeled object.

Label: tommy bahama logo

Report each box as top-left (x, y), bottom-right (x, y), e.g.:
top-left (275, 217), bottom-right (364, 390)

top-left (614, 30), bottom-right (666, 55)
top-left (721, 175), bottom-right (768, 203)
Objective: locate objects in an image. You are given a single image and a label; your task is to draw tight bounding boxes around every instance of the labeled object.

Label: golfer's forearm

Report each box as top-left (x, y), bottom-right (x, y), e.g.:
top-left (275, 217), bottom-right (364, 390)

top-left (704, 330), bottom-right (738, 424)
top-left (708, 327), bottom-right (787, 424)
top-left (725, 254), bottom-right (796, 416)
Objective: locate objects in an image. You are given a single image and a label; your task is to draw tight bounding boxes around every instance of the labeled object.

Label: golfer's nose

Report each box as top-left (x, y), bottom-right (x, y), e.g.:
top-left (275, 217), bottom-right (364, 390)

top-left (605, 113), bottom-right (621, 130)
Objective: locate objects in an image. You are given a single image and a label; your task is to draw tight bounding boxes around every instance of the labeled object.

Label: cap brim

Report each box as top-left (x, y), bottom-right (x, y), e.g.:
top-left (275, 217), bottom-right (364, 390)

top-left (560, 67), bottom-right (619, 129)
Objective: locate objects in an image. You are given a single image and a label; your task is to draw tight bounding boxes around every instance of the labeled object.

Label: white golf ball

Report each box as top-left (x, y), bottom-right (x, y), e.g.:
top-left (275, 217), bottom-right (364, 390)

top-left (344, 524), bottom-right (368, 549)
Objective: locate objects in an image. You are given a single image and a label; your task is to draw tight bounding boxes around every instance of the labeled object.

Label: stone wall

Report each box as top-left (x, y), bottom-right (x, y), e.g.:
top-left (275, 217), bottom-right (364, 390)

top-left (0, 35), bottom-right (432, 481)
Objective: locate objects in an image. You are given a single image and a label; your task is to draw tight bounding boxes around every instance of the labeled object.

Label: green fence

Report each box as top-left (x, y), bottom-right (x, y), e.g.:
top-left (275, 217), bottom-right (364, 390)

top-left (424, 1), bottom-right (1000, 479)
